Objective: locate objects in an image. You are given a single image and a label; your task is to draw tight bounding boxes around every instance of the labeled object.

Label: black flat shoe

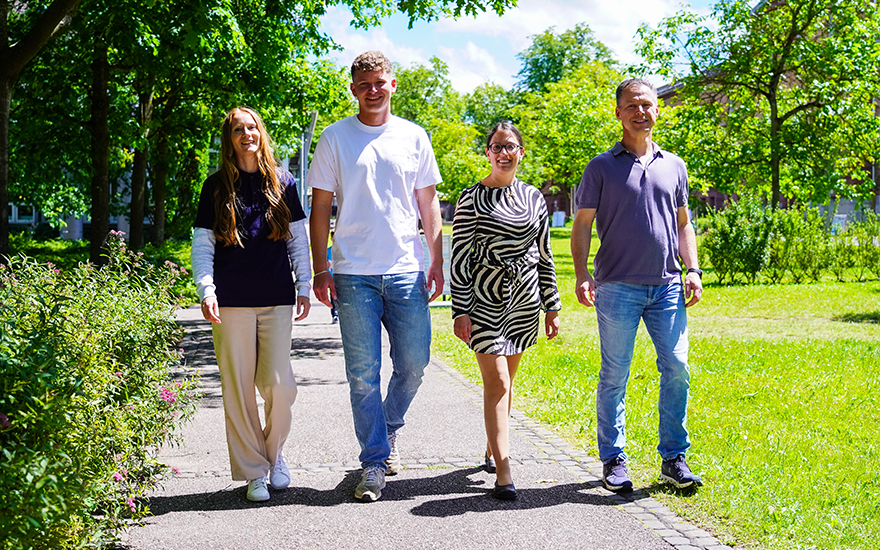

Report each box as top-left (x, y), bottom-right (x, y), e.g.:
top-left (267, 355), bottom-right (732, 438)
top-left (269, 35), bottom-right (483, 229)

top-left (492, 482), bottom-right (517, 501)
top-left (484, 452), bottom-right (496, 473)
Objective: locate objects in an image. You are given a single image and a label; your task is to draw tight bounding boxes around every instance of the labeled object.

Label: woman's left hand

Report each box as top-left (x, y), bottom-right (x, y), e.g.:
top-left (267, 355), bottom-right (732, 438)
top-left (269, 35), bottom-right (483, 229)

top-left (294, 295), bottom-right (311, 321)
top-left (545, 310), bottom-right (560, 340)
top-left (453, 314), bottom-right (472, 344)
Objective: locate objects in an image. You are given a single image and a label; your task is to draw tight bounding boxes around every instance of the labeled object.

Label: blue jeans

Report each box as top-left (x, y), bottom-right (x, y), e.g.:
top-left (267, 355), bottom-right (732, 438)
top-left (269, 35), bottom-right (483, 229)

top-left (334, 272), bottom-right (431, 470)
top-left (594, 282), bottom-right (691, 463)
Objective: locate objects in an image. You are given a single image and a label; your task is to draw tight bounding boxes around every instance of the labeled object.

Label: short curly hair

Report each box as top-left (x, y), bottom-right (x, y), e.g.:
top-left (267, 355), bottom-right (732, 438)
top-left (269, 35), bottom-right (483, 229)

top-left (351, 51), bottom-right (393, 78)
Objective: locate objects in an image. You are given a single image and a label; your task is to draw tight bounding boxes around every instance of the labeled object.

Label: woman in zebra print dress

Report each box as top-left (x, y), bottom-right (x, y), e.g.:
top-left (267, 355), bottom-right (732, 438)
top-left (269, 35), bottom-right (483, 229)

top-left (451, 121), bottom-right (561, 500)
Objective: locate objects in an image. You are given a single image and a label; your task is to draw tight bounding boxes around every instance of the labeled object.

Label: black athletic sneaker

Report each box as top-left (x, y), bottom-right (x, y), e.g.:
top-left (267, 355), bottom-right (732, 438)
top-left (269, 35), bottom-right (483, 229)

top-left (602, 456), bottom-right (633, 492)
top-left (660, 454), bottom-right (703, 488)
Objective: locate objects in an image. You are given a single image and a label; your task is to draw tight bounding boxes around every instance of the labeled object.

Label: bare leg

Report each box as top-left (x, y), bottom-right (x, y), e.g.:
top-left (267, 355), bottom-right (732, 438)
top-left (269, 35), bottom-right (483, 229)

top-left (477, 352), bottom-right (522, 486)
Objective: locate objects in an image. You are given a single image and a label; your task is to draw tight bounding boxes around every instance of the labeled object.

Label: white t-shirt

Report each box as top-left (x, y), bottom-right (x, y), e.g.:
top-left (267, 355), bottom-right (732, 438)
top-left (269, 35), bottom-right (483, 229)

top-left (307, 115), bottom-right (442, 275)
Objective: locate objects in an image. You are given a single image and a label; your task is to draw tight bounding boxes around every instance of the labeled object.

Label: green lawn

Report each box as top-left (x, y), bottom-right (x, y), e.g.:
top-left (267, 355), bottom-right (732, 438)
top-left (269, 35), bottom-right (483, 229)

top-left (431, 225), bottom-right (880, 550)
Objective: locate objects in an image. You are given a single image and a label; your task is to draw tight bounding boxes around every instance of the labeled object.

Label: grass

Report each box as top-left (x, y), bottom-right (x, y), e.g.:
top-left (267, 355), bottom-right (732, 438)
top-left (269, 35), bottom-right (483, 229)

top-left (431, 225), bottom-right (880, 550)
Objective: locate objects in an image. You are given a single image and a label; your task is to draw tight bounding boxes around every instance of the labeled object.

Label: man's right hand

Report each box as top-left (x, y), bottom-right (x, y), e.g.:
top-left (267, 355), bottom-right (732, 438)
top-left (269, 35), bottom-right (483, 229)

top-left (575, 275), bottom-right (596, 307)
top-left (312, 271), bottom-right (336, 308)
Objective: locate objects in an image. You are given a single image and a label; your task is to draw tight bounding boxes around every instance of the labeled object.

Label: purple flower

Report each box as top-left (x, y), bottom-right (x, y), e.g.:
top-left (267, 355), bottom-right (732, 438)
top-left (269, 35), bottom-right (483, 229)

top-left (0, 413), bottom-right (9, 428)
top-left (112, 472), bottom-right (124, 482)
top-left (171, 467), bottom-right (180, 475)
top-left (126, 498), bottom-right (136, 512)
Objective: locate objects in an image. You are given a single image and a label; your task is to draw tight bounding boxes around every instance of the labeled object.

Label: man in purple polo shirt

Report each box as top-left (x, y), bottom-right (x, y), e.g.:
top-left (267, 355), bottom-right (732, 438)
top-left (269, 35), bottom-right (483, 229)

top-left (571, 78), bottom-right (704, 492)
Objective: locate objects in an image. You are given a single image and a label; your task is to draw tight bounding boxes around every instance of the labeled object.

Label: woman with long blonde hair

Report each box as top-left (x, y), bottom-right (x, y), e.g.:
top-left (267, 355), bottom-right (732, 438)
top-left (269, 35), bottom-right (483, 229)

top-left (191, 106), bottom-right (311, 502)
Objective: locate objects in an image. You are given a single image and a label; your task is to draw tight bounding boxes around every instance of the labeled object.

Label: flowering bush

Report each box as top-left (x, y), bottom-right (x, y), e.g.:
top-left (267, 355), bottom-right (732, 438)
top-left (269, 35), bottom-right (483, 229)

top-left (0, 231), bottom-right (198, 549)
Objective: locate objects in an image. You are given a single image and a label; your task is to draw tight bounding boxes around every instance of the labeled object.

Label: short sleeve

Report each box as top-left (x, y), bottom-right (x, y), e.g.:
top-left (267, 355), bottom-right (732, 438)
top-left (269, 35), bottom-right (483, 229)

top-left (279, 169), bottom-right (307, 222)
top-left (306, 130), bottom-right (338, 193)
top-left (575, 158), bottom-right (602, 210)
top-left (676, 161), bottom-right (689, 208)
top-left (194, 173), bottom-right (218, 229)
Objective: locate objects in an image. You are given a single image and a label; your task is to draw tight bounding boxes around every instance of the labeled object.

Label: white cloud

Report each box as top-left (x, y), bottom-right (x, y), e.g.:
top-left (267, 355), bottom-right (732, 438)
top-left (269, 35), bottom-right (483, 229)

top-left (318, 1), bottom-right (715, 93)
top-left (434, 0), bottom-right (685, 67)
top-left (437, 42), bottom-right (515, 92)
top-left (319, 6), bottom-right (431, 68)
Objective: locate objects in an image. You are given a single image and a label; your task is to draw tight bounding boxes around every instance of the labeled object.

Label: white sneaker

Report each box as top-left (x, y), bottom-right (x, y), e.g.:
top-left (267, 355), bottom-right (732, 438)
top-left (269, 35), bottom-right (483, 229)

top-left (354, 466), bottom-right (386, 502)
top-left (246, 477), bottom-right (270, 502)
top-left (270, 454), bottom-right (290, 489)
top-left (385, 431), bottom-right (400, 475)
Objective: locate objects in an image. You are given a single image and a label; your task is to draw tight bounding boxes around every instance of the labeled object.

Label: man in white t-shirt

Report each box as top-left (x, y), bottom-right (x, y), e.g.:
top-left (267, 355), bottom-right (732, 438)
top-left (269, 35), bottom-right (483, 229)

top-left (307, 50), bottom-right (444, 503)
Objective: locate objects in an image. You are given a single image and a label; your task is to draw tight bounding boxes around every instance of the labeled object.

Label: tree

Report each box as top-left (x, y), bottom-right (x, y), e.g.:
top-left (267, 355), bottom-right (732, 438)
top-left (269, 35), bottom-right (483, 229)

top-left (464, 82), bottom-right (520, 137)
top-left (515, 61), bottom-right (622, 198)
top-left (515, 23), bottom-right (615, 93)
top-left (392, 57), bottom-right (484, 201)
top-left (392, 57), bottom-right (463, 127)
top-left (8, 0), bottom-right (518, 262)
top-left (1, 0), bottom-right (82, 258)
top-left (636, 0), bottom-right (880, 208)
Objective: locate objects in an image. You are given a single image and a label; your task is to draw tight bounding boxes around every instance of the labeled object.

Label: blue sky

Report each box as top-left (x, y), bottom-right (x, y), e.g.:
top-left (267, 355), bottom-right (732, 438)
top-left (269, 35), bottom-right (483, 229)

top-left (319, 0), bottom-right (716, 93)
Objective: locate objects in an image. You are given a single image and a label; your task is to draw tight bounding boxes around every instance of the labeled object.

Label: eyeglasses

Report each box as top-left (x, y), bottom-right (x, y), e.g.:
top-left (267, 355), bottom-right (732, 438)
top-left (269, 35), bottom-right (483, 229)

top-left (488, 142), bottom-right (523, 154)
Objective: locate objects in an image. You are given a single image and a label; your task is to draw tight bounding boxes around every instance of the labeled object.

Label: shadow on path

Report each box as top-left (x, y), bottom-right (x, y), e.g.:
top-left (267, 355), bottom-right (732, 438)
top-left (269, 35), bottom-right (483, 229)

top-left (145, 468), bottom-right (651, 519)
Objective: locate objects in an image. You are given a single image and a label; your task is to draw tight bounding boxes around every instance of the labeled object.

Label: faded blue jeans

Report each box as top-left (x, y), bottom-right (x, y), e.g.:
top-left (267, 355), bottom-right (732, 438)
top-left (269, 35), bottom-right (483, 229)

top-left (594, 281), bottom-right (691, 464)
top-left (334, 271), bottom-right (431, 470)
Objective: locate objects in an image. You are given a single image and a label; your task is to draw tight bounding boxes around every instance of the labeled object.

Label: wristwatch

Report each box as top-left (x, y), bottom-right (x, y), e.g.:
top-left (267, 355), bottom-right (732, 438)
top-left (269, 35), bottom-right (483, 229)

top-left (686, 268), bottom-right (703, 279)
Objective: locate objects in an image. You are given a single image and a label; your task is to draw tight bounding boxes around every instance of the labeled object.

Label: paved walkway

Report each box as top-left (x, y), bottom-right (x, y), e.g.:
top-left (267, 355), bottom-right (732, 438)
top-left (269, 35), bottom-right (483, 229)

top-left (120, 301), bottom-right (729, 550)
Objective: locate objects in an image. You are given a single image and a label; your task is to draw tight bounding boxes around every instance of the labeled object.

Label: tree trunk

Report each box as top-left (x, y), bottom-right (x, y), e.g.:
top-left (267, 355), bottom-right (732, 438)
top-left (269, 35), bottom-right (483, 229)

top-left (768, 94), bottom-right (781, 210)
top-left (130, 146), bottom-right (147, 248)
top-left (0, 0), bottom-right (82, 259)
top-left (0, 77), bottom-right (11, 260)
top-left (129, 86), bottom-right (152, 249)
top-left (151, 129), bottom-right (167, 247)
top-left (88, 44), bottom-right (110, 264)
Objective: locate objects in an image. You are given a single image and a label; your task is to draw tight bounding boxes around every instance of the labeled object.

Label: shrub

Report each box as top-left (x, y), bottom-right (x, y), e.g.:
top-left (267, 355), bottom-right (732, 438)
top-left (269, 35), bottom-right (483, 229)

top-left (766, 208), bottom-right (799, 284)
top-left (788, 208), bottom-right (832, 283)
top-left (766, 206), bottom-right (832, 284)
top-left (0, 232), bottom-right (199, 549)
top-left (8, 233), bottom-right (198, 306)
top-left (700, 196), bottom-right (772, 284)
top-left (853, 212), bottom-right (880, 281)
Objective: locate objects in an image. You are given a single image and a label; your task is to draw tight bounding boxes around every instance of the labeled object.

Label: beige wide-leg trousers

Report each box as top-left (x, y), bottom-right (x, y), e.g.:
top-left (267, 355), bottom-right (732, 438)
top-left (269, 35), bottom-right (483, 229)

top-left (212, 306), bottom-right (297, 481)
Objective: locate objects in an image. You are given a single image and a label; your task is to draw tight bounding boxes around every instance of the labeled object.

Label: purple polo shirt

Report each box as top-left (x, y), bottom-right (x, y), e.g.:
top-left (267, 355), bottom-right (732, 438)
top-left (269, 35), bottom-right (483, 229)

top-left (194, 168), bottom-right (306, 307)
top-left (575, 141), bottom-right (688, 286)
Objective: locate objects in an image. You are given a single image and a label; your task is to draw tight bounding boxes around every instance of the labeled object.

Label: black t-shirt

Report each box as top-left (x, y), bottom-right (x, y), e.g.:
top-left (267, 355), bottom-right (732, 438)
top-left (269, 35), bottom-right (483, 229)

top-left (194, 168), bottom-right (306, 307)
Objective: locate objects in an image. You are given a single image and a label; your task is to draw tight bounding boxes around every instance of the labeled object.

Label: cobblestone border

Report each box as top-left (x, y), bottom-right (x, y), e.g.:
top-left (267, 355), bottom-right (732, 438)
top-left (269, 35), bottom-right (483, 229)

top-left (426, 358), bottom-right (731, 550)
top-left (174, 322), bottom-right (729, 550)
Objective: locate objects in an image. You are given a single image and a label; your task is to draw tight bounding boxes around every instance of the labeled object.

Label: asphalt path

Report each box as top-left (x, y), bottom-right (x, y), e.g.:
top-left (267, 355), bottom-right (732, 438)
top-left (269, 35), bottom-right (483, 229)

top-left (119, 302), bottom-right (729, 550)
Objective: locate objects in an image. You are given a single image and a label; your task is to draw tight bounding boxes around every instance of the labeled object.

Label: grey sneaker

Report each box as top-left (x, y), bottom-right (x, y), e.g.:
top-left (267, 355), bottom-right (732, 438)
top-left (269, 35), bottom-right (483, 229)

top-left (602, 456), bottom-right (633, 492)
top-left (385, 431), bottom-right (401, 475)
top-left (269, 454), bottom-right (290, 489)
top-left (355, 466), bottom-right (386, 502)
top-left (246, 477), bottom-right (270, 502)
top-left (660, 454), bottom-right (703, 488)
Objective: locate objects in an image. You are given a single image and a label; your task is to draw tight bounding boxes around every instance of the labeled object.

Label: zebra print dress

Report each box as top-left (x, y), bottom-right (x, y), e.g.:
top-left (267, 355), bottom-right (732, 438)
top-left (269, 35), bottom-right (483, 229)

top-left (451, 179), bottom-right (562, 355)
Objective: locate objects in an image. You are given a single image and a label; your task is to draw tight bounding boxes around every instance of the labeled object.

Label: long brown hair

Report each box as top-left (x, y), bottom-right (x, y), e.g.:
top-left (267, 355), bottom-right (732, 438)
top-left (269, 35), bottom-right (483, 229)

top-left (214, 107), bottom-right (291, 246)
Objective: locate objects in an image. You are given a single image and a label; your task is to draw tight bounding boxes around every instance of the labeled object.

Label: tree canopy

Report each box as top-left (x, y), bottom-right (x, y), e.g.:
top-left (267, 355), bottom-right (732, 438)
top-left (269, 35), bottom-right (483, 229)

top-left (637, 0), bottom-right (880, 208)
top-left (515, 23), bottom-right (615, 93)
top-left (5, 0), bottom-right (517, 261)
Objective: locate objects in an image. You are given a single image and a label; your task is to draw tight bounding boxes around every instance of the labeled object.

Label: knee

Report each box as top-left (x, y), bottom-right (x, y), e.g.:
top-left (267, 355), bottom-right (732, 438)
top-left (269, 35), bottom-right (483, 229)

top-left (598, 364), bottom-right (630, 389)
top-left (347, 363), bottom-right (382, 397)
top-left (396, 365), bottom-right (425, 394)
top-left (482, 375), bottom-right (511, 402)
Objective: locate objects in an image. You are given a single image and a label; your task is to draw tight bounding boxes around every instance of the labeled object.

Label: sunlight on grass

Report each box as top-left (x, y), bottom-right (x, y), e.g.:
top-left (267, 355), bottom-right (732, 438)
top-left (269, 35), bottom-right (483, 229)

top-left (432, 226), bottom-right (880, 550)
